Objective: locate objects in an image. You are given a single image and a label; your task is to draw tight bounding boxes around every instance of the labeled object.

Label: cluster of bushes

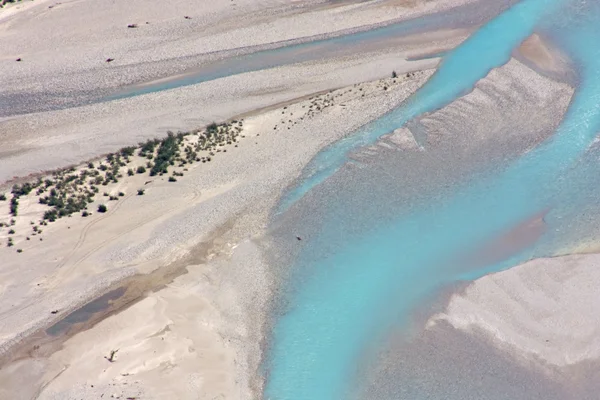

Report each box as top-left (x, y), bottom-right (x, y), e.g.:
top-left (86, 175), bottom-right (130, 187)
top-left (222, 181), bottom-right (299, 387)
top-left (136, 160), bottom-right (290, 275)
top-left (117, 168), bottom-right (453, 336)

top-left (120, 146), bottom-right (136, 157)
top-left (1, 121), bottom-right (246, 245)
top-left (0, 0), bottom-right (23, 8)
top-left (150, 132), bottom-right (181, 176)
top-left (12, 182), bottom-right (34, 197)
top-left (7, 182), bottom-right (42, 218)
top-left (39, 186), bottom-right (95, 221)
top-left (138, 139), bottom-right (160, 158)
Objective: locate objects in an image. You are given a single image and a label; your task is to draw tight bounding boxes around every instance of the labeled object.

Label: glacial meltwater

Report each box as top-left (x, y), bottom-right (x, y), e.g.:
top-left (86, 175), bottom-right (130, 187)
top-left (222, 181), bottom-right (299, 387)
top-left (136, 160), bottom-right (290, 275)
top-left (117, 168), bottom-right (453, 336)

top-left (264, 0), bottom-right (600, 399)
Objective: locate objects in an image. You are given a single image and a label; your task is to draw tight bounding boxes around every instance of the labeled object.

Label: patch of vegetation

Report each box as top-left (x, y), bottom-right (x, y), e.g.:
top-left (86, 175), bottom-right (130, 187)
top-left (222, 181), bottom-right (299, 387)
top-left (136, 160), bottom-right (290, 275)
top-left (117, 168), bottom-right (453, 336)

top-left (150, 132), bottom-right (179, 176)
top-left (12, 183), bottom-right (33, 196)
top-left (2, 119), bottom-right (248, 246)
top-left (43, 209), bottom-right (58, 222)
top-left (10, 197), bottom-right (18, 216)
top-left (138, 138), bottom-right (160, 158)
top-left (207, 122), bottom-right (218, 133)
top-left (120, 146), bottom-right (136, 157)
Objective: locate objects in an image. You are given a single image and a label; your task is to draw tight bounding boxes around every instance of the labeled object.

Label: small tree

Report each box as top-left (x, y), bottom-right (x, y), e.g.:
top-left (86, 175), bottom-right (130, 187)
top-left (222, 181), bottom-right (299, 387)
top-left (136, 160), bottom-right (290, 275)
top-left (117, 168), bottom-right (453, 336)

top-left (97, 204), bottom-right (107, 213)
top-left (137, 166), bottom-right (146, 174)
top-left (392, 70), bottom-right (398, 78)
top-left (137, 189), bottom-right (145, 196)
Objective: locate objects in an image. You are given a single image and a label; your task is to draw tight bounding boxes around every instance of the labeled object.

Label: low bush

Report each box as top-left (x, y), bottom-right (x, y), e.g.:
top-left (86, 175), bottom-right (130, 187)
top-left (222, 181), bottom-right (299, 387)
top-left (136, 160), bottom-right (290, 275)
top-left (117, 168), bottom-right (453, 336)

top-left (10, 197), bottom-right (18, 216)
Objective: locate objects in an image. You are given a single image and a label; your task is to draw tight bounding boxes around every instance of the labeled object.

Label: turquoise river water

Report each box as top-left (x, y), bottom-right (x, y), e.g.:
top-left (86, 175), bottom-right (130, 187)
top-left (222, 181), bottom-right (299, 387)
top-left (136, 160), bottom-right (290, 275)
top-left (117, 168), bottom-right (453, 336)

top-left (265, 0), bottom-right (600, 399)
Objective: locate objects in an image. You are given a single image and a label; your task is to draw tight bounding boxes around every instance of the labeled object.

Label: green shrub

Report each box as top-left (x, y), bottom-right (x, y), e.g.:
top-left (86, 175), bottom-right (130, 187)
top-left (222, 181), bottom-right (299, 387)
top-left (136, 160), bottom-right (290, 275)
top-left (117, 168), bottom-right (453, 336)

top-left (118, 192), bottom-right (125, 197)
top-left (8, 229), bottom-right (15, 234)
top-left (97, 204), bottom-right (107, 213)
top-left (127, 168), bottom-right (134, 176)
top-left (207, 122), bottom-right (218, 133)
top-left (150, 133), bottom-right (178, 176)
top-left (11, 183), bottom-right (33, 196)
top-left (137, 189), bottom-right (145, 196)
top-left (168, 176), bottom-right (177, 182)
top-left (120, 146), bottom-right (136, 157)
top-left (9, 197), bottom-right (18, 216)
top-left (0, 193), bottom-right (6, 201)
top-left (136, 166), bottom-right (146, 174)
top-left (139, 138), bottom-right (160, 156)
